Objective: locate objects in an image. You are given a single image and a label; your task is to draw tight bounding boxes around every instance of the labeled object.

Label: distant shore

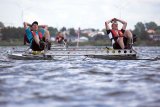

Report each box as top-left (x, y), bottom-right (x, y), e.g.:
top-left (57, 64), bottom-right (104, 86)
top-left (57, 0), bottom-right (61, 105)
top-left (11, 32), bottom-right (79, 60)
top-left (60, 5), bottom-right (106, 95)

top-left (0, 39), bottom-right (159, 46)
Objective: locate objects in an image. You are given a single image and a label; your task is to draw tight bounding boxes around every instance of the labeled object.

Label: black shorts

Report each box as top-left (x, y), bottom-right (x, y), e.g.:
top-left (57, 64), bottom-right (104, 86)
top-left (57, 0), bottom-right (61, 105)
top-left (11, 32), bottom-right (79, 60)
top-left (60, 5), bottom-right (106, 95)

top-left (31, 40), bottom-right (44, 51)
top-left (113, 37), bottom-right (127, 49)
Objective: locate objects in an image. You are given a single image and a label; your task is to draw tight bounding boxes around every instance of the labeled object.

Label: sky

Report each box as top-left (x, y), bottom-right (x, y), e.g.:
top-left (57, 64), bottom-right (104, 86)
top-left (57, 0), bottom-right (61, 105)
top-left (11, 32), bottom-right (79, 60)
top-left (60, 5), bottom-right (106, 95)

top-left (0, 0), bottom-right (160, 30)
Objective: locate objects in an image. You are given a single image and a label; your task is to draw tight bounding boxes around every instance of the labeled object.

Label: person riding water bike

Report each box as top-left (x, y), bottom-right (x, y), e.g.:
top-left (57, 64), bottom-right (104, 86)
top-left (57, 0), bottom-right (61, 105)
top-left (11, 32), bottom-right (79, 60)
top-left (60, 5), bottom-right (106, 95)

top-left (55, 32), bottom-right (67, 46)
top-left (24, 21), bottom-right (51, 51)
top-left (105, 18), bottom-right (135, 49)
top-left (55, 32), bottom-right (64, 44)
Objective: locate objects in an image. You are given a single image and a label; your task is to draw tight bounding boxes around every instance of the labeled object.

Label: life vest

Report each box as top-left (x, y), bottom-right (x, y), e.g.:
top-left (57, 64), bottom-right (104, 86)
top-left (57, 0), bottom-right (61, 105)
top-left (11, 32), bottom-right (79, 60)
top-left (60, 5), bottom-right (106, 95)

top-left (24, 31), bottom-right (43, 45)
top-left (108, 30), bottom-right (124, 45)
top-left (111, 30), bottom-right (124, 38)
top-left (31, 31), bottom-right (43, 40)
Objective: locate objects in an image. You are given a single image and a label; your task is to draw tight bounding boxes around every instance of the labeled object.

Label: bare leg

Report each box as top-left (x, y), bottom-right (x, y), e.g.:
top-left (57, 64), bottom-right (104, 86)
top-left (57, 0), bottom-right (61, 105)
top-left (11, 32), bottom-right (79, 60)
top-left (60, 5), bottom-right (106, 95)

top-left (33, 35), bottom-right (40, 45)
top-left (124, 30), bottom-right (133, 44)
top-left (117, 37), bottom-right (125, 49)
top-left (44, 29), bottom-right (51, 50)
top-left (44, 30), bottom-right (51, 42)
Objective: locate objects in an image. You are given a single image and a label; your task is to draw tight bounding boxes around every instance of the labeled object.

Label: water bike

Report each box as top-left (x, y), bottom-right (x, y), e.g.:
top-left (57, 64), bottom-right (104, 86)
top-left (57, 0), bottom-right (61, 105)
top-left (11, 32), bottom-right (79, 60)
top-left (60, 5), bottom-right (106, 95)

top-left (7, 47), bottom-right (137, 60)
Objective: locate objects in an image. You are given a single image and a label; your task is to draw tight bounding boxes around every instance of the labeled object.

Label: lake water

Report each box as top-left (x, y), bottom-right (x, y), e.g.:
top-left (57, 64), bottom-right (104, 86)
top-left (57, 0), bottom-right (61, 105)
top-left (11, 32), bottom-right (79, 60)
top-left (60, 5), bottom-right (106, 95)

top-left (0, 46), bottom-right (160, 107)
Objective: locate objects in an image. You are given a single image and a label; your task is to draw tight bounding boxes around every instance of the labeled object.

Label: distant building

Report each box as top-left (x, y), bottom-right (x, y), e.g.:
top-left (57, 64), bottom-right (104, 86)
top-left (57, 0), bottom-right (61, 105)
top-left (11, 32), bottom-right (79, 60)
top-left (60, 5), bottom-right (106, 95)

top-left (147, 29), bottom-right (156, 34)
top-left (147, 29), bottom-right (160, 41)
top-left (81, 29), bottom-right (95, 34)
top-left (50, 37), bottom-right (55, 41)
top-left (79, 36), bottom-right (89, 42)
top-left (80, 28), bottom-right (96, 37)
top-left (151, 34), bottom-right (160, 41)
top-left (81, 28), bottom-right (105, 37)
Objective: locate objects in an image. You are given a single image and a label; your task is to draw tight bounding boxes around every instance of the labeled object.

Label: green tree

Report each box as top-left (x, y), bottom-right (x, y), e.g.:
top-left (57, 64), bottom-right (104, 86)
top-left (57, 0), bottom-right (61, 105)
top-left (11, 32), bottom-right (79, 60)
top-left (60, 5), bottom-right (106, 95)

top-left (145, 22), bottom-right (157, 30)
top-left (48, 27), bottom-right (58, 37)
top-left (133, 22), bottom-right (148, 40)
top-left (60, 27), bottom-right (67, 32)
top-left (156, 26), bottom-right (160, 34)
top-left (69, 28), bottom-right (77, 36)
top-left (1, 27), bottom-right (24, 41)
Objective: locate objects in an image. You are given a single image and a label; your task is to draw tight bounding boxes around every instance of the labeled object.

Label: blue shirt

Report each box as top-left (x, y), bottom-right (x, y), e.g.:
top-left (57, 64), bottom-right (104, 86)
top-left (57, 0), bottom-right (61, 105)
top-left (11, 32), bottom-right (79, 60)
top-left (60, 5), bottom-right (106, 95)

top-left (25, 27), bottom-right (45, 47)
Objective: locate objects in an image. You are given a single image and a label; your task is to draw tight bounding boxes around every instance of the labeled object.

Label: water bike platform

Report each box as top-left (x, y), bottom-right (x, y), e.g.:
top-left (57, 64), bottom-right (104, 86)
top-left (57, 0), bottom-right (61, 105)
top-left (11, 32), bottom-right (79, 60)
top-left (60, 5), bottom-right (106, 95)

top-left (8, 48), bottom-right (137, 60)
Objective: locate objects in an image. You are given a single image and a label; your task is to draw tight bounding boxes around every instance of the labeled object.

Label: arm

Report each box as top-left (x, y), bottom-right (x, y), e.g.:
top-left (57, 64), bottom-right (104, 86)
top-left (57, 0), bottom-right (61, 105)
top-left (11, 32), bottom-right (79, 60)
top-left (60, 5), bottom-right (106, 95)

top-left (114, 18), bottom-right (127, 30)
top-left (105, 19), bottom-right (113, 30)
top-left (38, 25), bottom-right (48, 30)
top-left (23, 22), bottom-right (31, 29)
top-left (23, 22), bottom-right (31, 30)
top-left (23, 22), bottom-right (33, 43)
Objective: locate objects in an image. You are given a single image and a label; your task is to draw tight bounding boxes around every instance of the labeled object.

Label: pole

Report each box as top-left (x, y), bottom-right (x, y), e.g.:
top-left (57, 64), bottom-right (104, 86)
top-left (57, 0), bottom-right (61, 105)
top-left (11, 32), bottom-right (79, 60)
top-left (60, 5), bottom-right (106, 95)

top-left (77, 27), bottom-right (80, 48)
top-left (14, 2), bottom-right (31, 26)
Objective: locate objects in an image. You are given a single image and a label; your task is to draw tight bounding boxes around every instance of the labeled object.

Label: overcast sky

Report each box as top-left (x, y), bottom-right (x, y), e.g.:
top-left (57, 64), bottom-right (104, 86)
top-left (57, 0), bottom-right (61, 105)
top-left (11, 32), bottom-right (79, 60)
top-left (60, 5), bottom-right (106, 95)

top-left (0, 0), bottom-right (160, 30)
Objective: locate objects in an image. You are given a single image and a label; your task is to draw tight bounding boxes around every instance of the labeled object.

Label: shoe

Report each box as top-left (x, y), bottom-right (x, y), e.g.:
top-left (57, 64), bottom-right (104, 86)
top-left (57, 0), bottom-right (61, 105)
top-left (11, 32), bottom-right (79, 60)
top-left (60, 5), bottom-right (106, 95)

top-left (125, 44), bottom-right (132, 49)
top-left (47, 41), bottom-right (51, 50)
top-left (39, 40), bottom-right (45, 50)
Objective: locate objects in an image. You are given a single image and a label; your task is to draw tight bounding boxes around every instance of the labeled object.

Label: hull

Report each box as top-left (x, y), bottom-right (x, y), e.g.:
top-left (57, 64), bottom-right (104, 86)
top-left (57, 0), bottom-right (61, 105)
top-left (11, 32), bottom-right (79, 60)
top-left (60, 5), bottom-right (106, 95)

top-left (8, 48), bottom-right (137, 60)
top-left (86, 54), bottom-right (136, 60)
top-left (46, 48), bottom-right (137, 60)
top-left (8, 53), bottom-right (53, 60)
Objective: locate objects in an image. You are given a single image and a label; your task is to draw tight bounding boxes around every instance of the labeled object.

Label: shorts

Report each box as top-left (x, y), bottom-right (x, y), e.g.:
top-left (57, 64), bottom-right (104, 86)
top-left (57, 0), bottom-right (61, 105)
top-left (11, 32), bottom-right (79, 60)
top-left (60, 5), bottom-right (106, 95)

top-left (31, 40), bottom-right (45, 51)
top-left (113, 37), bottom-right (127, 49)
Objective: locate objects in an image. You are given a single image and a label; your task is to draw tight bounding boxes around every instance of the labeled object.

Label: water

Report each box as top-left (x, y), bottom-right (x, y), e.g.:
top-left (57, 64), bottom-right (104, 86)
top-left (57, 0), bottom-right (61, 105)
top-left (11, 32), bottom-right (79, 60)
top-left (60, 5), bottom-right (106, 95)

top-left (0, 46), bottom-right (160, 107)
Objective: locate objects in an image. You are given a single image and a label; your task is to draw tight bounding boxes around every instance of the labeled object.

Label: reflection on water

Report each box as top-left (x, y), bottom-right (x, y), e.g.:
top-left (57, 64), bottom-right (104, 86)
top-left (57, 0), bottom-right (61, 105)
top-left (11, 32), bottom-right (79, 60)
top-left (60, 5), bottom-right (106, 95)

top-left (0, 46), bottom-right (160, 107)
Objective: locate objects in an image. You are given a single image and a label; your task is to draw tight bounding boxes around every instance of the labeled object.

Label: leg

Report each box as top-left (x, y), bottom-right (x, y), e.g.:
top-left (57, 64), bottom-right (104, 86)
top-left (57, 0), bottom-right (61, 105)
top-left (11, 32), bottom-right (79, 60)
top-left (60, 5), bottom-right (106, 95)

top-left (31, 40), bottom-right (42, 51)
top-left (117, 37), bottom-right (125, 49)
top-left (44, 29), bottom-right (51, 42)
top-left (44, 29), bottom-right (51, 50)
top-left (33, 36), bottom-right (45, 51)
top-left (124, 30), bottom-right (133, 44)
top-left (33, 35), bottom-right (40, 46)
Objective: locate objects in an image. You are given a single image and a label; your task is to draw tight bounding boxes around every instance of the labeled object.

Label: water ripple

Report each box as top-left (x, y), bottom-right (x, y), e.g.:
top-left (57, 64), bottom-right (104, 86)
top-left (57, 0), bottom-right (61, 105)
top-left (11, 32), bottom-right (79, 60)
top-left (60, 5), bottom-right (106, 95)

top-left (0, 46), bottom-right (160, 107)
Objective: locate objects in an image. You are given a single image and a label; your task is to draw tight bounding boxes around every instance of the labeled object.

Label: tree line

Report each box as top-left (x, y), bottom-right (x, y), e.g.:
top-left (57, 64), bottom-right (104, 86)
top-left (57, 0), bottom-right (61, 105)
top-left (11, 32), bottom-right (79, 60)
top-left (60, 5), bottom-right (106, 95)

top-left (132, 22), bottom-right (160, 40)
top-left (0, 21), bottom-right (160, 42)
